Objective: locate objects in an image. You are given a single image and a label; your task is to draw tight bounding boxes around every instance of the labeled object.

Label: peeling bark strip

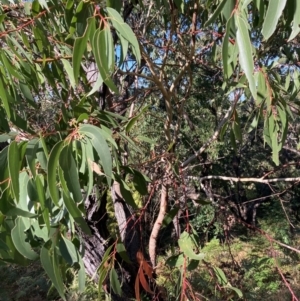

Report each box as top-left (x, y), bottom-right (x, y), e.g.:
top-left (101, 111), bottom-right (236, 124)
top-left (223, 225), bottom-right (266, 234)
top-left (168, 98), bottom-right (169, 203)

top-left (149, 184), bottom-right (168, 267)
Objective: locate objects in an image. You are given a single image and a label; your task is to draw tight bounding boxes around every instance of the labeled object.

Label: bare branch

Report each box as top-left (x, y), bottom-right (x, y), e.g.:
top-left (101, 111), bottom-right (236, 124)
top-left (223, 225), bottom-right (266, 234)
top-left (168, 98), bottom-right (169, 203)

top-left (149, 183), bottom-right (168, 267)
top-left (189, 175), bottom-right (300, 184)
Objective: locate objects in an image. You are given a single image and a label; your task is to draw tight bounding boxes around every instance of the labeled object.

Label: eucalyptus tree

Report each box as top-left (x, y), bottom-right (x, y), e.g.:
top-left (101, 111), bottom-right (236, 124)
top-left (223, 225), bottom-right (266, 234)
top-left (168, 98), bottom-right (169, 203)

top-left (1, 0), bottom-right (300, 300)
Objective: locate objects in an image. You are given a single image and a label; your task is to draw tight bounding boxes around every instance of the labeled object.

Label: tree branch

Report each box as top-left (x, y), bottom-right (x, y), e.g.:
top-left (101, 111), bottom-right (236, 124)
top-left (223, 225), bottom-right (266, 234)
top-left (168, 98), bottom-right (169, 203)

top-left (189, 175), bottom-right (300, 184)
top-left (149, 183), bottom-right (168, 267)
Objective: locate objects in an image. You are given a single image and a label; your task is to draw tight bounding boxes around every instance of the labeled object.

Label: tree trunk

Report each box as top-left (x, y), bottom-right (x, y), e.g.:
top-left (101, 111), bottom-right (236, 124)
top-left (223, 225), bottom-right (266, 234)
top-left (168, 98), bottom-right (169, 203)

top-left (79, 188), bottom-right (109, 281)
top-left (77, 186), bottom-right (140, 300)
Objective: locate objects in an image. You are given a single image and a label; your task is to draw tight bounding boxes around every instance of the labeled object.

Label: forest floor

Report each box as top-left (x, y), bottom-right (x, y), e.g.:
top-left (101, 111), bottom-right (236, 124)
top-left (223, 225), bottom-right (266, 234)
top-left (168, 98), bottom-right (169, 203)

top-left (1, 233), bottom-right (300, 300)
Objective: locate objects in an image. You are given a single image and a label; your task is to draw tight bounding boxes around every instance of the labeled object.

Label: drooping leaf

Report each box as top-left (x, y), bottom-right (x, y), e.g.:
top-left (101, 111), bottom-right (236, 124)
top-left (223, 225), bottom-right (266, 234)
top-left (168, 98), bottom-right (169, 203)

top-left (204, 0), bottom-right (228, 26)
top-left (87, 71), bottom-right (104, 96)
top-left (73, 17), bottom-right (95, 84)
top-left (97, 245), bottom-right (113, 296)
top-left (18, 171), bottom-right (30, 212)
top-left (110, 268), bottom-right (122, 295)
top-left (262, 0), bottom-right (287, 40)
top-left (222, 16), bottom-right (234, 79)
top-left (59, 236), bottom-right (79, 265)
top-left (91, 26), bottom-right (118, 93)
top-left (221, 0), bottom-right (235, 21)
top-left (119, 132), bottom-right (143, 154)
top-left (59, 146), bottom-right (83, 203)
top-left (0, 76), bottom-right (12, 119)
top-left (40, 243), bottom-right (66, 300)
top-left (35, 175), bottom-right (50, 231)
top-left (47, 141), bottom-right (64, 207)
top-left (11, 217), bottom-right (39, 260)
top-left (82, 139), bottom-right (94, 197)
top-left (126, 115), bottom-right (140, 134)
top-left (178, 231), bottom-right (205, 261)
top-left (116, 241), bottom-right (131, 263)
top-left (26, 139), bottom-right (39, 178)
top-left (288, 0), bottom-right (300, 41)
top-left (122, 167), bottom-right (150, 196)
top-left (5, 208), bottom-right (37, 218)
top-left (61, 188), bottom-right (91, 235)
top-left (213, 266), bottom-right (228, 285)
top-left (38, 0), bottom-right (50, 11)
top-left (235, 15), bottom-right (257, 99)
top-left (61, 59), bottom-right (76, 90)
top-left (118, 35), bottom-right (129, 66)
top-left (106, 8), bottom-right (141, 64)
top-left (232, 110), bottom-right (242, 142)
top-left (8, 141), bottom-right (20, 202)
top-left (36, 140), bottom-right (48, 171)
top-left (228, 286), bottom-right (243, 298)
top-left (138, 265), bottom-right (154, 294)
top-left (79, 124), bottom-right (112, 185)
top-left (187, 259), bottom-right (199, 271)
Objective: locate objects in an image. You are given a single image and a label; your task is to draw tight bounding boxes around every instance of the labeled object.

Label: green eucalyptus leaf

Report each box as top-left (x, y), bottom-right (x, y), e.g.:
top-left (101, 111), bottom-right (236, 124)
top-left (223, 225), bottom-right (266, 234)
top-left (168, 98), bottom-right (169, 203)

top-left (11, 217), bottom-right (38, 260)
top-left (48, 141), bottom-right (65, 206)
top-left (0, 76), bottom-right (12, 120)
top-left (79, 124), bottom-right (112, 186)
top-left (262, 0), bottom-right (287, 40)
top-left (59, 146), bottom-right (83, 204)
top-left (235, 15), bottom-right (257, 99)
top-left (62, 189), bottom-right (91, 235)
top-left (91, 26), bottom-right (118, 93)
top-left (106, 8), bottom-right (141, 64)
top-left (59, 236), bottom-right (79, 265)
top-left (116, 242), bottom-right (131, 263)
top-left (214, 266), bottom-right (228, 285)
top-left (222, 16), bottom-right (234, 79)
top-left (61, 59), bottom-right (76, 90)
top-left (26, 139), bottom-right (39, 178)
top-left (8, 141), bottom-right (20, 202)
top-left (41, 243), bottom-right (66, 300)
top-left (204, 0), bottom-right (228, 26)
top-left (288, 0), bottom-right (300, 41)
top-left (228, 286), bottom-right (243, 297)
top-left (110, 268), bottom-right (122, 295)
top-left (178, 231), bottom-right (205, 261)
top-left (73, 17), bottom-right (95, 84)
top-left (35, 175), bottom-right (50, 231)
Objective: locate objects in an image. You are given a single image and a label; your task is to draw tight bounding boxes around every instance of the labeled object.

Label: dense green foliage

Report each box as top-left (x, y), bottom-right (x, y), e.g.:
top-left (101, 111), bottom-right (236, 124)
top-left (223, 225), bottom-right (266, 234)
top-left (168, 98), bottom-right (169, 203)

top-left (1, 0), bottom-right (300, 300)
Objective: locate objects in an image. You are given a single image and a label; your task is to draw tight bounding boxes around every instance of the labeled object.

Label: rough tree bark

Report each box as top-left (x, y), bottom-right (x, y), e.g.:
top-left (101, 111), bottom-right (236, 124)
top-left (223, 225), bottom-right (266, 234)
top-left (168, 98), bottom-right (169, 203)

top-left (79, 188), bottom-right (109, 281)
